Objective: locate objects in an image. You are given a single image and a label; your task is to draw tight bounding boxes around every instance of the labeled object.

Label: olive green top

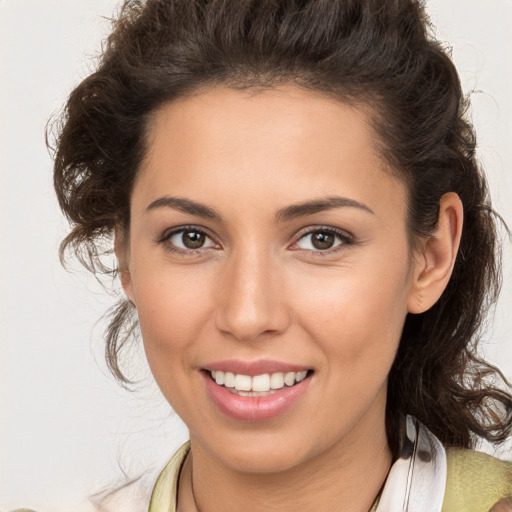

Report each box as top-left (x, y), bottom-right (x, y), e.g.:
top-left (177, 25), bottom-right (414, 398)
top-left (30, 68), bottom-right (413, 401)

top-left (442, 448), bottom-right (512, 512)
top-left (149, 442), bottom-right (189, 512)
top-left (148, 442), bottom-right (512, 512)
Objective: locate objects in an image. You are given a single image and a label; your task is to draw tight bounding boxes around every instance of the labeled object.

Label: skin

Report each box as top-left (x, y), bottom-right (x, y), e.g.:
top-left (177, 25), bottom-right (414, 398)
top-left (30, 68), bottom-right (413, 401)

top-left (116, 86), bottom-right (462, 511)
top-left (490, 499), bottom-right (512, 512)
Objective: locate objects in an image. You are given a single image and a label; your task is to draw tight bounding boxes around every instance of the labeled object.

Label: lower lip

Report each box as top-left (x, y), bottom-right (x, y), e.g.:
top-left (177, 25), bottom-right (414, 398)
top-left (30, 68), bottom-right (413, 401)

top-left (203, 372), bottom-right (311, 422)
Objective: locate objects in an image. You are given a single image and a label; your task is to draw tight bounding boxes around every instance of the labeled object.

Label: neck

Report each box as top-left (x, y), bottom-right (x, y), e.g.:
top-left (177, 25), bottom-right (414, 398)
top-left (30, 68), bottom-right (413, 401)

top-left (178, 414), bottom-right (392, 512)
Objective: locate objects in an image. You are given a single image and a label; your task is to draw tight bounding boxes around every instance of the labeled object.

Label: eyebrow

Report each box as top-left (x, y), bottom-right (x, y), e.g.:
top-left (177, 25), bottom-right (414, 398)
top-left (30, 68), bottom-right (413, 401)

top-left (146, 196), bottom-right (220, 219)
top-left (276, 196), bottom-right (374, 222)
top-left (146, 195), bottom-right (374, 222)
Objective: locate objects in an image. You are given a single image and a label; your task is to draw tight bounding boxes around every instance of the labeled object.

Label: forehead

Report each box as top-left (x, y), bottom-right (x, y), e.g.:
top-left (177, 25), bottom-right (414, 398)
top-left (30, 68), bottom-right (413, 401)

top-left (143, 86), bottom-right (380, 170)
top-left (134, 86), bottom-right (407, 219)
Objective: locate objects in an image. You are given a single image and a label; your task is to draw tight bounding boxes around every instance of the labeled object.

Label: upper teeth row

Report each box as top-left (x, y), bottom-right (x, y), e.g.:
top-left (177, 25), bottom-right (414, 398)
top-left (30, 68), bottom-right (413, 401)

top-left (211, 370), bottom-right (308, 392)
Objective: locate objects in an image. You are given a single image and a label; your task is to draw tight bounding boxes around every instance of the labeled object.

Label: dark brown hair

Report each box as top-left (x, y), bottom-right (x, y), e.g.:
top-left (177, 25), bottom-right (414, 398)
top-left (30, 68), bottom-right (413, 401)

top-left (50, 0), bottom-right (512, 455)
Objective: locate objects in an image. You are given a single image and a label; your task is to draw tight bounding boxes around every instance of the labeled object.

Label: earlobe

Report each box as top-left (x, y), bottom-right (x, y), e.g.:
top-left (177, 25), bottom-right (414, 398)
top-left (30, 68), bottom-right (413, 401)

top-left (114, 225), bottom-right (136, 305)
top-left (407, 192), bottom-right (463, 314)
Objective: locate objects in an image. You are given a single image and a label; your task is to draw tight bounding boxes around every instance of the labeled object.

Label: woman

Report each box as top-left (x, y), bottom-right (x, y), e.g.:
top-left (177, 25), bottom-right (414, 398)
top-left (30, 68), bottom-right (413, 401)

top-left (50, 0), bottom-right (512, 510)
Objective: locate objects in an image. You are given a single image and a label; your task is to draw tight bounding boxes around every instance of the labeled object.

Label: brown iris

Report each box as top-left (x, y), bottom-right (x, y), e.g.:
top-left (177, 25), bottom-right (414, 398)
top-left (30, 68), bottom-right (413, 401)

top-left (182, 230), bottom-right (206, 249)
top-left (311, 232), bottom-right (336, 250)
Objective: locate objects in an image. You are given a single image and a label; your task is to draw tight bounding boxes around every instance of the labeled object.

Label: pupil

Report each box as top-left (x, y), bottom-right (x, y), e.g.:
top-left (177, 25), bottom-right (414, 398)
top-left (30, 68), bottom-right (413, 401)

top-left (183, 231), bottom-right (205, 249)
top-left (312, 232), bottom-right (334, 250)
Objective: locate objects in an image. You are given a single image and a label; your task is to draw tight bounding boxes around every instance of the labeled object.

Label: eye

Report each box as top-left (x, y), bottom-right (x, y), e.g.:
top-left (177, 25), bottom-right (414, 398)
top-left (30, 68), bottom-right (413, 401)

top-left (164, 228), bottom-right (217, 251)
top-left (294, 228), bottom-right (350, 252)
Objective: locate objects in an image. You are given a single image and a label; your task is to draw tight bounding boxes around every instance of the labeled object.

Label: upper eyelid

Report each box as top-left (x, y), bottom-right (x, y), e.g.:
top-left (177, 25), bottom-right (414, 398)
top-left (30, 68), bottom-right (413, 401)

top-left (156, 224), bottom-right (354, 250)
top-left (158, 225), bottom-right (216, 242)
top-left (157, 226), bottom-right (220, 256)
top-left (287, 226), bottom-right (355, 254)
top-left (293, 225), bottom-right (354, 241)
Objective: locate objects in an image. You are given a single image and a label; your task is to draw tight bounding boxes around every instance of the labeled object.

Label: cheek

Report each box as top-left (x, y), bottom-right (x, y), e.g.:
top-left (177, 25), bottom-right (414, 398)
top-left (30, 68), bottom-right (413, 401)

top-left (130, 261), bottom-right (215, 373)
top-left (291, 256), bottom-right (410, 375)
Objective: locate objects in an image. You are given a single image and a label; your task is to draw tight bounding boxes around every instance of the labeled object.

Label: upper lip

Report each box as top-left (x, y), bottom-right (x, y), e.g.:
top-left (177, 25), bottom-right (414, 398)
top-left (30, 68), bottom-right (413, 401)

top-left (203, 359), bottom-right (312, 376)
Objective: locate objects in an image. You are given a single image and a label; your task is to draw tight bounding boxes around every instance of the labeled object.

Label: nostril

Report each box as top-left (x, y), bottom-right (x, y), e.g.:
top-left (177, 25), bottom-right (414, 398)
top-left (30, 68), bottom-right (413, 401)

top-left (214, 298), bottom-right (291, 341)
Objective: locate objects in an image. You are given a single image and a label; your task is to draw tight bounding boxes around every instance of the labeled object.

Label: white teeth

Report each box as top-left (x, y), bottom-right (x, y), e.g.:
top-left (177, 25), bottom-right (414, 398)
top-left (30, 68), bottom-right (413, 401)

top-left (284, 372), bottom-right (296, 386)
top-left (210, 370), bottom-right (309, 393)
top-left (252, 374), bottom-right (271, 392)
top-left (270, 372), bottom-right (284, 389)
top-left (224, 371), bottom-right (235, 388)
top-left (234, 374), bottom-right (252, 391)
top-left (296, 370), bottom-right (308, 382)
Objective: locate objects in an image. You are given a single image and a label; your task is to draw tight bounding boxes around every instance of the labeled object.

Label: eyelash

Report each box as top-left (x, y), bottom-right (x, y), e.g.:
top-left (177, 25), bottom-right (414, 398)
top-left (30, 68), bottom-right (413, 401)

top-left (291, 226), bottom-right (354, 255)
top-left (157, 225), bottom-right (219, 256)
top-left (157, 225), bottom-right (355, 256)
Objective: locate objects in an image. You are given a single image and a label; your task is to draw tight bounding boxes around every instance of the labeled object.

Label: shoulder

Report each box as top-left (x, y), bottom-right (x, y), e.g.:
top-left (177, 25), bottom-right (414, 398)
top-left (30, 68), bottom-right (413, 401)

top-left (91, 470), bottom-right (159, 512)
top-left (94, 442), bottom-right (190, 512)
top-left (442, 448), bottom-right (512, 512)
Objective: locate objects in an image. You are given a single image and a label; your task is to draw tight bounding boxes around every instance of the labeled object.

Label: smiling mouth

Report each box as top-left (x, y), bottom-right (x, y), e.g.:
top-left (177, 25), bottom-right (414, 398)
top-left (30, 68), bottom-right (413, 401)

top-left (207, 369), bottom-right (312, 397)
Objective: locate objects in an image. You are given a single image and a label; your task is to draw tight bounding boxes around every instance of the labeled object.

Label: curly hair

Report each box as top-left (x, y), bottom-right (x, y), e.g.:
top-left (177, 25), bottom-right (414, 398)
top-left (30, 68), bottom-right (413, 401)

top-left (50, 0), bottom-right (512, 456)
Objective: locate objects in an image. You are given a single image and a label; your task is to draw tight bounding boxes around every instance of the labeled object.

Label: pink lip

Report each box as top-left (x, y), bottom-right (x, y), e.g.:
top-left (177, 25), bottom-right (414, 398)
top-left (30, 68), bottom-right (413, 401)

top-left (205, 359), bottom-right (310, 376)
top-left (202, 369), bottom-right (312, 422)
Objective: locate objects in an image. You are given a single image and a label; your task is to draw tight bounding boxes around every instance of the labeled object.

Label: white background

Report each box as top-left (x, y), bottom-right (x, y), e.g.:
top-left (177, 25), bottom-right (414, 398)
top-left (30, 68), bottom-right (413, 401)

top-left (1, 1), bottom-right (511, 510)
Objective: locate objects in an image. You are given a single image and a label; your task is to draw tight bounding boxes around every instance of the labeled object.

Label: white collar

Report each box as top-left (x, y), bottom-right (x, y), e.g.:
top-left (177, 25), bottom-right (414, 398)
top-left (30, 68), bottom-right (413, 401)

top-left (97, 416), bottom-right (447, 512)
top-left (376, 416), bottom-right (447, 512)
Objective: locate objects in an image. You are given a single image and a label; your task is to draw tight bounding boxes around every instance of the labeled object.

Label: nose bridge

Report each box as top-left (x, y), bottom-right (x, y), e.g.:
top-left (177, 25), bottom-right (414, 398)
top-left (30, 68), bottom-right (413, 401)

top-left (215, 241), bottom-right (288, 341)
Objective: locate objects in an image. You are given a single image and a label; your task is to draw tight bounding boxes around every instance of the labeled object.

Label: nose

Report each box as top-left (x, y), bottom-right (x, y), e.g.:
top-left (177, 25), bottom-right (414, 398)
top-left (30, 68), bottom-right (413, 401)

top-left (215, 247), bottom-right (291, 342)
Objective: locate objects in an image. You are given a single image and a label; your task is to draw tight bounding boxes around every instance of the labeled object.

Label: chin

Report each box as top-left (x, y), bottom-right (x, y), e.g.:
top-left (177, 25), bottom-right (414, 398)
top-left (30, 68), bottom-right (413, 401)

top-left (193, 425), bottom-right (334, 475)
top-left (225, 445), bottom-right (310, 474)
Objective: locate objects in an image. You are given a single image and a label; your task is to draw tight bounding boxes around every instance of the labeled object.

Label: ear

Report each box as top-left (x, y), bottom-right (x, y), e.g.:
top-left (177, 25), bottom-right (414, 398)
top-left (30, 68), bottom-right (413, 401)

top-left (407, 192), bottom-right (463, 314)
top-left (114, 225), bottom-right (136, 305)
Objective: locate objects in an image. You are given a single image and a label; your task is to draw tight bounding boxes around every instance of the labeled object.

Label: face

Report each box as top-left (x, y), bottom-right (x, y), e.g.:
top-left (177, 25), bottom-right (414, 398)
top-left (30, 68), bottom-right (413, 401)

top-left (120, 86), bottom-right (422, 474)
